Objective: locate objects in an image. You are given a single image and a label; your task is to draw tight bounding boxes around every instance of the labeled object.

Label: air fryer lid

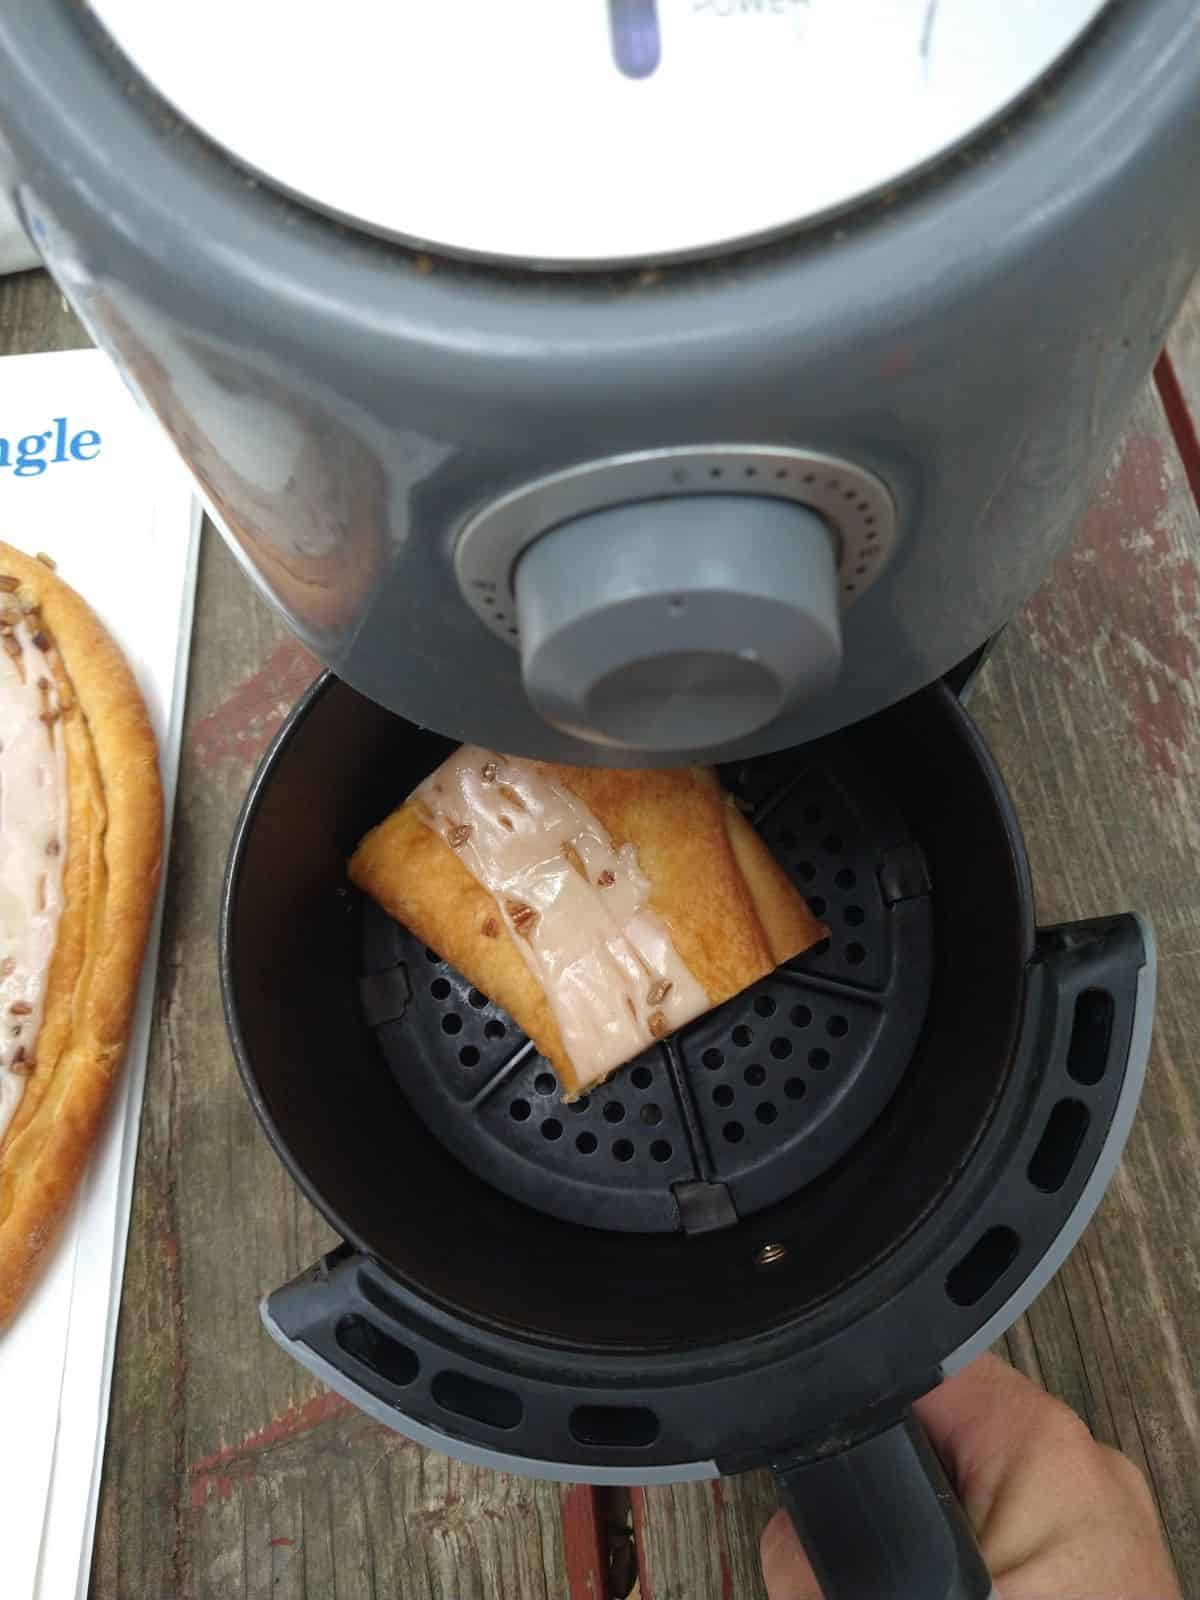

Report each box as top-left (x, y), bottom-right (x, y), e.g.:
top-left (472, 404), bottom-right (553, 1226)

top-left (222, 676), bottom-right (1146, 1370)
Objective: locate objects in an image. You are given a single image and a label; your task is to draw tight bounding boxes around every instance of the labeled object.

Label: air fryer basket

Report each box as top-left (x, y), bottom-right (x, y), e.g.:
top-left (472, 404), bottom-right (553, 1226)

top-left (361, 735), bottom-right (934, 1234)
top-left (222, 674), bottom-right (1152, 1599)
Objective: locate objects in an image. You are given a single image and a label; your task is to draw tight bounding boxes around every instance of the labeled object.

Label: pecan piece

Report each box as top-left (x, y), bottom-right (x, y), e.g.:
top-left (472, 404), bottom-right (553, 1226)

top-left (648, 1010), bottom-right (668, 1039)
top-left (597, 869), bottom-right (616, 888)
top-left (647, 979), bottom-right (673, 1007)
top-left (447, 823), bottom-right (472, 848)
top-left (507, 900), bottom-right (539, 938)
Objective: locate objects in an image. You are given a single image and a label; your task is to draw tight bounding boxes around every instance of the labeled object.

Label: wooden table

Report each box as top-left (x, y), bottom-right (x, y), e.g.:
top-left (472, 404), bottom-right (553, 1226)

top-left (3, 266), bottom-right (1199, 1600)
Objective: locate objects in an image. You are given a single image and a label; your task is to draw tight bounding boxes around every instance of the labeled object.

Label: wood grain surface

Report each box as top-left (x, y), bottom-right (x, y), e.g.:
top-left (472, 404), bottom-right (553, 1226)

top-left (2, 260), bottom-right (1199, 1599)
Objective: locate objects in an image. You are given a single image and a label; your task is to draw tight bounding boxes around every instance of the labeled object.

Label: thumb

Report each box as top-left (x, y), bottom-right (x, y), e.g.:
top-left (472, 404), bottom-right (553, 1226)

top-left (761, 1506), bottom-right (824, 1600)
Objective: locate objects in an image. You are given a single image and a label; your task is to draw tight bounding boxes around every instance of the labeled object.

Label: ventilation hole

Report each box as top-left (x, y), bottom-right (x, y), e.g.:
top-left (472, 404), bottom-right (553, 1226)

top-left (534, 1071), bottom-right (557, 1095)
top-left (835, 868), bottom-right (857, 890)
top-left (510, 1098), bottom-right (531, 1122)
top-left (482, 594), bottom-right (494, 606)
top-left (430, 978), bottom-right (451, 1000)
top-left (709, 467), bottom-right (723, 478)
top-left (432, 1370), bottom-right (523, 1431)
top-left (785, 1077), bottom-right (806, 1100)
top-left (650, 1139), bottom-right (673, 1163)
top-left (703, 1048), bottom-right (725, 1070)
top-left (867, 530), bottom-right (879, 541)
top-left (732, 1024), bottom-right (754, 1048)
top-left (843, 584), bottom-right (856, 594)
top-left (774, 468), bottom-right (788, 480)
top-left (809, 1047), bottom-right (831, 1069)
top-left (576, 1131), bottom-right (598, 1154)
top-left (485, 1018), bottom-right (507, 1039)
top-left (603, 1101), bottom-right (627, 1123)
top-left (713, 1084), bottom-right (735, 1108)
top-left (790, 1004), bottom-right (812, 1028)
top-left (777, 827), bottom-right (798, 849)
top-left (613, 1139), bottom-right (635, 1162)
top-left (803, 472), bottom-right (816, 484)
top-left (826, 1015), bottom-right (849, 1038)
top-left (802, 803), bottom-right (822, 824)
top-left (754, 995), bottom-right (777, 1018)
top-left (468, 988), bottom-right (488, 1009)
top-left (335, 1315), bottom-right (419, 1387)
top-left (946, 1226), bottom-right (1020, 1308)
top-left (745, 466), bottom-right (758, 477)
top-left (797, 861), bottom-right (817, 883)
top-left (827, 478), bottom-right (841, 489)
top-left (1028, 1099), bottom-right (1091, 1193)
top-left (641, 1102), bottom-right (663, 1125)
top-left (494, 612), bottom-right (506, 622)
top-left (442, 1013), bottom-right (463, 1035)
top-left (811, 937), bottom-right (832, 957)
top-left (1067, 989), bottom-right (1114, 1085)
top-left (808, 895), bottom-right (827, 917)
top-left (865, 515), bottom-right (876, 526)
top-left (823, 834), bottom-right (844, 854)
top-left (724, 1121), bottom-right (745, 1144)
top-left (744, 1064), bottom-right (766, 1087)
top-left (459, 1045), bottom-right (480, 1067)
top-left (425, 948), bottom-right (442, 964)
top-left (855, 564), bottom-right (867, 576)
top-left (756, 1103), bottom-right (778, 1125)
top-left (846, 942), bottom-right (866, 965)
top-left (568, 1094), bottom-right (590, 1114)
top-left (542, 1118), bottom-right (563, 1141)
top-left (857, 499), bottom-right (869, 510)
top-left (570, 1405), bottom-right (660, 1448)
top-left (770, 1037), bottom-right (793, 1060)
top-left (844, 905), bottom-right (865, 927)
top-left (631, 1065), bottom-right (654, 1090)
top-left (843, 487), bottom-right (856, 500)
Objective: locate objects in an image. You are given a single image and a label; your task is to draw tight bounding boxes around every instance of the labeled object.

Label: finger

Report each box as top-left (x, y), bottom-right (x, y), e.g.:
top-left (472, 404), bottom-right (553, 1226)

top-left (760, 1508), bottom-right (824, 1600)
top-left (913, 1352), bottom-right (1086, 1517)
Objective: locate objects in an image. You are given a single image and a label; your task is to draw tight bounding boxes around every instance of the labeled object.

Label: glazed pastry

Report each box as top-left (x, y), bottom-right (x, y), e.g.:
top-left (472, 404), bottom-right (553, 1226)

top-left (0, 543), bottom-right (161, 1329)
top-left (350, 749), bottom-right (825, 1098)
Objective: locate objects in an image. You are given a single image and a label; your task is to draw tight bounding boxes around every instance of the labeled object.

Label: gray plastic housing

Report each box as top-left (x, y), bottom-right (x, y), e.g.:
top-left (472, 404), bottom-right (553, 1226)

top-left (1, 0), bottom-right (1199, 763)
top-left (515, 496), bottom-right (841, 749)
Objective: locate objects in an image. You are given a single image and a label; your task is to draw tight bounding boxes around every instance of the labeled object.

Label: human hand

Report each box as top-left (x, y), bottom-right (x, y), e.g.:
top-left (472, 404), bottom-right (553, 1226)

top-left (760, 1353), bottom-right (1180, 1599)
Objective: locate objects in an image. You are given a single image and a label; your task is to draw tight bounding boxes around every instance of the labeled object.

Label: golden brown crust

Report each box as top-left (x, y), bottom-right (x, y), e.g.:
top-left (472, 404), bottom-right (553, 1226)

top-left (0, 543), bottom-right (162, 1329)
top-left (349, 760), bottom-right (824, 1096)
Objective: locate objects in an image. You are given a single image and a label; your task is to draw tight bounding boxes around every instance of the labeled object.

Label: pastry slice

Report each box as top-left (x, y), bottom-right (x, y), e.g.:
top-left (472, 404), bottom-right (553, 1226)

top-left (350, 748), bottom-right (825, 1098)
top-left (0, 543), bottom-right (162, 1329)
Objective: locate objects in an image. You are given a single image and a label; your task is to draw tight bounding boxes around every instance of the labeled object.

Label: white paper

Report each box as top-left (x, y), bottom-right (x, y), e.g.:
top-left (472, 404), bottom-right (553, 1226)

top-left (0, 349), bottom-right (199, 1600)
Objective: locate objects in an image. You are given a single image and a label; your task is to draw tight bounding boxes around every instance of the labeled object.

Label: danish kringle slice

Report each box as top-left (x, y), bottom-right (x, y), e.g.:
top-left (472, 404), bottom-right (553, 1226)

top-left (350, 749), bottom-right (825, 1099)
top-left (0, 542), bottom-right (161, 1328)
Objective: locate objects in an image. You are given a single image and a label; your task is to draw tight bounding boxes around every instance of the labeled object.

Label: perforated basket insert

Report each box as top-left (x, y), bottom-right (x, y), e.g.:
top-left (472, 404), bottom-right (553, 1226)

top-left (359, 740), bottom-right (933, 1234)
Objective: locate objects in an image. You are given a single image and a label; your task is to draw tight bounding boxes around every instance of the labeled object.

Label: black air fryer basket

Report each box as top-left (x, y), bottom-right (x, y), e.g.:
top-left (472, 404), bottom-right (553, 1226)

top-left (221, 674), bottom-right (1153, 1600)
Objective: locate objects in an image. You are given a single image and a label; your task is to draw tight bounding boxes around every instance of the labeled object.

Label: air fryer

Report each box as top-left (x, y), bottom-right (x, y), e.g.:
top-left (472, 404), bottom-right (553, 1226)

top-left (222, 675), bottom-right (1152, 1600)
top-left (0, 1), bottom-right (1191, 1594)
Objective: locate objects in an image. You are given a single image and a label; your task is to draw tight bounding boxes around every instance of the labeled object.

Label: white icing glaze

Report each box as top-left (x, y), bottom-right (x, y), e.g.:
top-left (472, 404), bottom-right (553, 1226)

top-left (416, 748), bottom-right (708, 1093)
top-left (0, 620), bottom-right (67, 1142)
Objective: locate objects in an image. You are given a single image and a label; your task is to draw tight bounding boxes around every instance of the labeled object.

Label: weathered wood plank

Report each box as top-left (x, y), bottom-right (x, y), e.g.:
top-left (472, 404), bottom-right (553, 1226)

top-left (636, 379), bottom-right (1200, 1596)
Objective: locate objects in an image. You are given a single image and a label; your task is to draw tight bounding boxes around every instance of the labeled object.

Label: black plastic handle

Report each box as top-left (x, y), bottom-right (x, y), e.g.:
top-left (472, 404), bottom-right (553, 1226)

top-left (772, 1415), bottom-right (994, 1600)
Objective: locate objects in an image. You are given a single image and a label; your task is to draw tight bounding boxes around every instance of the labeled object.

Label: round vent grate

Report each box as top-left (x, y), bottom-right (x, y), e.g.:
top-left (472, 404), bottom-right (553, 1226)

top-left (361, 738), bottom-right (932, 1233)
